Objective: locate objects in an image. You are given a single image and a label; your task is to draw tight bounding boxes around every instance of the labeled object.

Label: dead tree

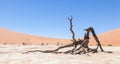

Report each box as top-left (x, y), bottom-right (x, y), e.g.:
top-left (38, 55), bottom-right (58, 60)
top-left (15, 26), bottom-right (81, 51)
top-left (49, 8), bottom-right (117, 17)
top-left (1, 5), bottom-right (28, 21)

top-left (24, 16), bottom-right (105, 54)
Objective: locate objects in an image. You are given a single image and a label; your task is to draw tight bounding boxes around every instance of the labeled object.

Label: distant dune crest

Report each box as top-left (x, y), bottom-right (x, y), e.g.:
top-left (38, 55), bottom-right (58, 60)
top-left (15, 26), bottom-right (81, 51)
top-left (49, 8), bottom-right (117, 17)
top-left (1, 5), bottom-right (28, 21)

top-left (0, 28), bottom-right (120, 46)
top-left (89, 28), bottom-right (120, 46)
top-left (0, 28), bottom-right (70, 45)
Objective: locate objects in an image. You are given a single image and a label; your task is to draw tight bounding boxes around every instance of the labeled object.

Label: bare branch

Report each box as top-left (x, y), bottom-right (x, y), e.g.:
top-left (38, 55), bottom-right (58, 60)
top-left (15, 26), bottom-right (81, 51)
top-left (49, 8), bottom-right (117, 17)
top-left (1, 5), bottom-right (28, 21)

top-left (68, 16), bottom-right (76, 42)
top-left (85, 27), bottom-right (104, 52)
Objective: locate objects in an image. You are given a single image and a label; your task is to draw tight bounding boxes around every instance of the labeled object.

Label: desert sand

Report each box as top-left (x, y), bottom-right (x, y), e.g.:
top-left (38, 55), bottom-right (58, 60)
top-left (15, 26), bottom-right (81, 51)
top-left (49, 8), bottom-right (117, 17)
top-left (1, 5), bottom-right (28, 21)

top-left (0, 28), bottom-right (120, 46)
top-left (89, 28), bottom-right (120, 46)
top-left (0, 28), bottom-right (120, 64)
top-left (0, 28), bottom-right (71, 45)
top-left (0, 45), bottom-right (120, 64)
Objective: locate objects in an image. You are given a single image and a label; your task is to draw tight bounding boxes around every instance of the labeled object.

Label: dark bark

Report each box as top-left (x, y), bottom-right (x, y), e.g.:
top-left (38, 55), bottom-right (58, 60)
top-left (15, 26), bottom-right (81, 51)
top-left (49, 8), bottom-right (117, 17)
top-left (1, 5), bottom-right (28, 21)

top-left (23, 17), bottom-right (106, 55)
top-left (68, 16), bottom-right (76, 42)
top-left (85, 27), bottom-right (104, 52)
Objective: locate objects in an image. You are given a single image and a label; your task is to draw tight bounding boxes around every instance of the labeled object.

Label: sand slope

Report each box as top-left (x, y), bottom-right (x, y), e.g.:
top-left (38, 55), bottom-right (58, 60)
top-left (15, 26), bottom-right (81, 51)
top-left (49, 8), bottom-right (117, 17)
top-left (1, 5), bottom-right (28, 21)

top-left (0, 28), bottom-right (120, 46)
top-left (0, 28), bottom-right (70, 45)
top-left (90, 28), bottom-right (120, 46)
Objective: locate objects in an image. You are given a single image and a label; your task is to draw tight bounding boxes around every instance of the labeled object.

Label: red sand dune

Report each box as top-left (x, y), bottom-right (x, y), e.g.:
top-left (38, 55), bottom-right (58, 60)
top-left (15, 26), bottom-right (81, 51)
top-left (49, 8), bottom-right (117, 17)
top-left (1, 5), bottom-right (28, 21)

top-left (0, 28), bottom-right (120, 46)
top-left (0, 28), bottom-right (71, 45)
top-left (89, 28), bottom-right (120, 46)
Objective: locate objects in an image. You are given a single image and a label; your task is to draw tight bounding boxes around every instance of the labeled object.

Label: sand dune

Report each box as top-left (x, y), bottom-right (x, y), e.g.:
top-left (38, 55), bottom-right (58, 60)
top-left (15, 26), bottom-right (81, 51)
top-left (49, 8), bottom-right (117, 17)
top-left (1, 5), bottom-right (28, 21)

top-left (89, 28), bottom-right (120, 46)
top-left (0, 28), bottom-right (70, 45)
top-left (0, 28), bottom-right (120, 46)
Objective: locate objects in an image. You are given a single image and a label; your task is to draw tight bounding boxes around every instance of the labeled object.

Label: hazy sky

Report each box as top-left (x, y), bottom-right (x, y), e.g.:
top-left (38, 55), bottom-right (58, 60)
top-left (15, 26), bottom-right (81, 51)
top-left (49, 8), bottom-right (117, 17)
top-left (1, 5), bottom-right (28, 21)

top-left (0, 0), bottom-right (120, 39)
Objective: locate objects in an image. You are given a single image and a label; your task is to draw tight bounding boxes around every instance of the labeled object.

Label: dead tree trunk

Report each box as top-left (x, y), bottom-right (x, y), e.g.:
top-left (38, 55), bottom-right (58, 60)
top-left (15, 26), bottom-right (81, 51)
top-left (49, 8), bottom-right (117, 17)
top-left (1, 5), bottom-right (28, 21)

top-left (24, 16), bottom-right (105, 54)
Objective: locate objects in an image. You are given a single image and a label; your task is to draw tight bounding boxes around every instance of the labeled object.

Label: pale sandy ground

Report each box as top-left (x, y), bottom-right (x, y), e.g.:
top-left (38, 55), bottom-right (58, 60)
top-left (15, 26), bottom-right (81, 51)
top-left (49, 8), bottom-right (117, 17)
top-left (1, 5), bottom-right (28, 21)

top-left (0, 45), bottom-right (120, 64)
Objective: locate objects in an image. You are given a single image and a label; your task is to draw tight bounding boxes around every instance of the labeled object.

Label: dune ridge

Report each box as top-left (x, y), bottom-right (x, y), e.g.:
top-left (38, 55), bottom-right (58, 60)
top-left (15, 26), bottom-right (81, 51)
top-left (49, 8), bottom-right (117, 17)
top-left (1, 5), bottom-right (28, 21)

top-left (0, 28), bottom-right (120, 46)
top-left (89, 28), bottom-right (120, 46)
top-left (0, 28), bottom-right (71, 45)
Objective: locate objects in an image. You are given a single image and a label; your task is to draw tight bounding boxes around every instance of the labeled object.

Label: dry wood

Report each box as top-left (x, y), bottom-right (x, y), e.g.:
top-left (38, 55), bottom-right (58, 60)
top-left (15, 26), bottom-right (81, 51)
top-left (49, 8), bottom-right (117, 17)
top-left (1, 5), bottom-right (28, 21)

top-left (85, 27), bottom-right (104, 52)
top-left (68, 16), bottom-right (76, 42)
top-left (24, 16), bottom-right (105, 55)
